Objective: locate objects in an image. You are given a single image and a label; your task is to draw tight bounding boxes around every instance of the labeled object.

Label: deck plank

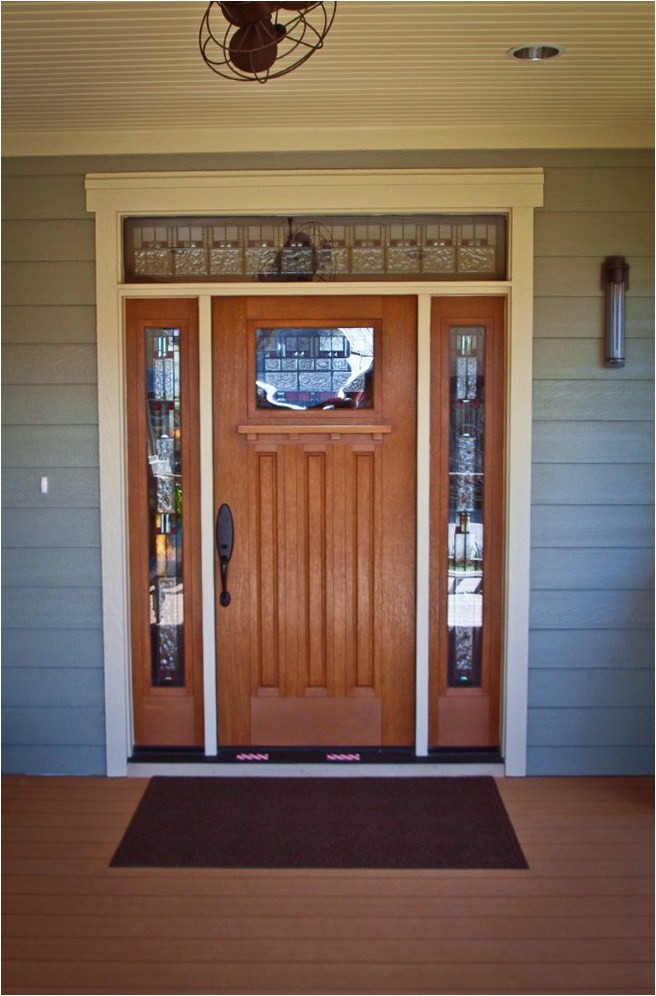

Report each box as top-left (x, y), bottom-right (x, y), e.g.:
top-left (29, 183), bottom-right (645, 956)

top-left (2, 774), bottom-right (653, 995)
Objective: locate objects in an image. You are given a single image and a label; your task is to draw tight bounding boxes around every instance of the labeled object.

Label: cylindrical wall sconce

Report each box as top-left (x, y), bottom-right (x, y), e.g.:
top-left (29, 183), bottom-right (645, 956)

top-left (601, 256), bottom-right (629, 368)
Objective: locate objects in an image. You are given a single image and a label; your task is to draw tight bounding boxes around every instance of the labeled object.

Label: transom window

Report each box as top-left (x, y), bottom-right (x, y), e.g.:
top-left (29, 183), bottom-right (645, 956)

top-left (123, 214), bottom-right (506, 283)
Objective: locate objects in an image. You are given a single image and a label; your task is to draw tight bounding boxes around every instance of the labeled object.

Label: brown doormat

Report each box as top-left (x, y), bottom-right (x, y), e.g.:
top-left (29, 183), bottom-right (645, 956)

top-left (111, 776), bottom-right (528, 869)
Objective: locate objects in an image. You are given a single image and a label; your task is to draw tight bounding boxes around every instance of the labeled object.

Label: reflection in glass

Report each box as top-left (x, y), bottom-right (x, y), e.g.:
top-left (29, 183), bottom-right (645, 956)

top-left (255, 327), bottom-right (374, 410)
top-left (145, 327), bottom-right (185, 686)
top-left (447, 327), bottom-right (485, 687)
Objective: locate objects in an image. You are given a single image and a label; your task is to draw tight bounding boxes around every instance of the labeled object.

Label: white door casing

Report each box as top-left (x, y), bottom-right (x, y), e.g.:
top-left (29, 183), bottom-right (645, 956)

top-left (85, 168), bottom-right (544, 776)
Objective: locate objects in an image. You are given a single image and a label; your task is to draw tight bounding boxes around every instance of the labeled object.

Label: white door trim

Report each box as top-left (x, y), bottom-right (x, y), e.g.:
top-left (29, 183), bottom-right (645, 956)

top-left (86, 168), bottom-right (543, 776)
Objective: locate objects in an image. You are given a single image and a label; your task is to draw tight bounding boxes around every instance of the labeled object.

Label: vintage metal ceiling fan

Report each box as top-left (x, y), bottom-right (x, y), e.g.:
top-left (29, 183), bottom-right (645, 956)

top-left (199, 2), bottom-right (337, 82)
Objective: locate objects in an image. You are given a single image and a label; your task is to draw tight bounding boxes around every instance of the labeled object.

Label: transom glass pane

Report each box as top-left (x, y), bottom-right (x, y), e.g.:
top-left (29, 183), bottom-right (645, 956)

top-left (145, 327), bottom-right (185, 686)
top-left (255, 326), bottom-right (374, 410)
top-left (447, 327), bottom-right (485, 687)
top-left (124, 215), bottom-right (506, 283)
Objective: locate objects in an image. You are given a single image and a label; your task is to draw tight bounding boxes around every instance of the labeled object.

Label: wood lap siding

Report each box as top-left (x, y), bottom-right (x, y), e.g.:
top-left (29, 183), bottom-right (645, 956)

top-left (1, 149), bottom-right (653, 775)
top-left (530, 154), bottom-right (655, 775)
top-left (1, 169), bottom-right (104, 775)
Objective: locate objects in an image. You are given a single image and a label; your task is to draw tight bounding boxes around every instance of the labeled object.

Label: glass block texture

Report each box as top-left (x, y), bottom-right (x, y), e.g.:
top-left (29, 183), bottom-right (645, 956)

top-left (447, 327), bottom-right (485, 687)
top-left (145, 327), bottom-right (185, 687)
top-left (256, 327), bottom-right (374, 410)
top-left (124, 216), bottom-right (506, 283)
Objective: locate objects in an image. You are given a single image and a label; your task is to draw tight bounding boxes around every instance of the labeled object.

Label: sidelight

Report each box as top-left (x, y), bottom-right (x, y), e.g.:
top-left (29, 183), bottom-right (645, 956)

top-left (145, 327), bottom-right (186, 687)
top-left (447, 327), bottom-right (485, 687)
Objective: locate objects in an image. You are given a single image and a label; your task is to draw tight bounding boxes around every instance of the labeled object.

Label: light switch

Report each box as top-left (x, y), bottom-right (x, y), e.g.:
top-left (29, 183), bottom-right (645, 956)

top-left (40, 476), bottom-right (48, 494)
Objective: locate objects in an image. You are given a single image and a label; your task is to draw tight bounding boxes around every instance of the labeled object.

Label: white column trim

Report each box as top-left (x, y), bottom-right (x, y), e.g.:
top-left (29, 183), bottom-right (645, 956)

top-left (414, 294), bottom-right (432, 757)
top-left (198, 296), bottom-right (218, 756)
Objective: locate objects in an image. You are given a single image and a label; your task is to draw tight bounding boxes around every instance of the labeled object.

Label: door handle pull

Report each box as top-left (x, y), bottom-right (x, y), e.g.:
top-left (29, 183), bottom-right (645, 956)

top-left (216, 503), bottom-right (234, 607)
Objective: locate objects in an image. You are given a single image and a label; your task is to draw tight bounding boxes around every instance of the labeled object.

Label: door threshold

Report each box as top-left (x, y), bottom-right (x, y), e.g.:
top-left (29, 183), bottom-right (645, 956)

top-left (128, 746), bottom-right (504, 774)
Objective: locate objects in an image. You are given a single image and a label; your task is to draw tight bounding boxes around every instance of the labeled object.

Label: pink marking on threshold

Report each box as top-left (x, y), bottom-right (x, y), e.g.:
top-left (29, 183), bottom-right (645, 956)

top-left (236, 753), bottom-right (269, 761)
top-left (326, 753), bottom-right (361, 762)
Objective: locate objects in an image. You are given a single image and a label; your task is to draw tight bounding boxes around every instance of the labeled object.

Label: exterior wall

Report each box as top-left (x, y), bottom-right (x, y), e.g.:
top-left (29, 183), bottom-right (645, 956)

top-left (2, 149), bottom-right (653, 775)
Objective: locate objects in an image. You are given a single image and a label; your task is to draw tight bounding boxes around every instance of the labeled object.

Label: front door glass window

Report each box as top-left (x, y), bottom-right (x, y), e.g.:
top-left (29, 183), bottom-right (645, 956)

top-left (255, 326), bottom-right (374, 410)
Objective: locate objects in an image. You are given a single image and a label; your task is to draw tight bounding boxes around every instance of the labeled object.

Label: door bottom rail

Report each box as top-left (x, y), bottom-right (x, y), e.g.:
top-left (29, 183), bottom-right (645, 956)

top-left (129, 746), bottom-right (503, 765)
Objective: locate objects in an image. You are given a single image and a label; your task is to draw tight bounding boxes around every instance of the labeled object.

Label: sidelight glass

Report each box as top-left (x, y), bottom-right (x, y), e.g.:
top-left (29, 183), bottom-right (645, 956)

top-left (255, 326), bottom-right (374, 410)
top-left (447, 327), bottom-right (485, 687)
top-left (145, 327), bottom-right (185, 686)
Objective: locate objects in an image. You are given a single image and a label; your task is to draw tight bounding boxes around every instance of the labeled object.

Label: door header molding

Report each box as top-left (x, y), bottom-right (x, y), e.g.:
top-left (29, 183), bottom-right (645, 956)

top-left (86, 167), bottom-right (544, 216)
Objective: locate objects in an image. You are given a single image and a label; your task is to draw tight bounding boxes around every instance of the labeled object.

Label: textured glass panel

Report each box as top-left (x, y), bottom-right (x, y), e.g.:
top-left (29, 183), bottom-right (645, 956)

top-left (125, 215), bottom-right (506, 282)
top-left (458, 244), bottom-right (497, 273)
top-left (134, 248), bottom-right (172, 277)
top-left (173, 247), bottom-right (207, 277)
top-left (145, 327), bottom-right (185, 687)
top-left (256, 327), bottom-right (374, 410)
top-left (447, 326), bottom-right (485, 687)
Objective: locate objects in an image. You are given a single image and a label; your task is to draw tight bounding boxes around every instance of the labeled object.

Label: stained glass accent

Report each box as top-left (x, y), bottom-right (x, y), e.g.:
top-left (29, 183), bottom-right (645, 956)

top-left (447, 327), bottom-right (485, 687)
top-left (124, 215), bottom-right (506, 283)
top-left (255, 327), bottom-right (374, 410)
top-left (145, 327), bottom-right (185, 686)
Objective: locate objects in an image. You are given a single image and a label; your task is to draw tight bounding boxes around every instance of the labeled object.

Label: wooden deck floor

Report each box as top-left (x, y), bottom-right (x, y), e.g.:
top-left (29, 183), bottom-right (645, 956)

top-left (2, 774), bottom-right (654, 995)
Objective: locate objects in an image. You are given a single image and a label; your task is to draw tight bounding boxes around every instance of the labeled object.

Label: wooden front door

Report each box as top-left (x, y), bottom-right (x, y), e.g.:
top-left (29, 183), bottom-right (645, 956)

top-left (213, 296), bottom-right (417, 747)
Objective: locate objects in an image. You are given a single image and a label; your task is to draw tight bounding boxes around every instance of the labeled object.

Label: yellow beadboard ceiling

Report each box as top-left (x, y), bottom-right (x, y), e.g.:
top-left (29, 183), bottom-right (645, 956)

top-left (2, 0), bottom-right (654, 155)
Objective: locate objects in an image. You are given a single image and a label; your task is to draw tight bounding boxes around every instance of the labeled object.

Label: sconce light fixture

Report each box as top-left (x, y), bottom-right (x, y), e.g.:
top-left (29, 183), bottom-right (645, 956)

top-left (601, 256), bottom-right (629, 368)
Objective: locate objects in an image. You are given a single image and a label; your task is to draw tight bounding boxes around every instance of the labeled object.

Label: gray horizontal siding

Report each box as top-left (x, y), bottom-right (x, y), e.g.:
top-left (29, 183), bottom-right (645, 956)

top-left (2, 219), bottom-right (95, 261)
top-left (529, 668), bottom-right (654, 708)
top-left (2, 305), bottom-right (97, 344)
top-left (2, 385), bottom-right (98, 424)
top-left (2, 587), bottom-right (102, 630)
top-left (530, 548), bottom-right (654, 591)
top-left (529, 150), bottom-right (654, 776)
top-left (2, 627), bottom-right (103, 668)
top-left (531, 505), bottom-right (654, 549)
top-left (2, 508), bottom-right (100, 547)
top-left (2, 468), bottom-right (100, 508)
top-left (2, 706), bottom-right (105, 746)
top-left (2, 667), bottom-right (104, 707)
top-left (528, 707), bottom-right (654, 747)
top-left (2, 345), bottom-right (97, 384)
top-left (535, 256), bottom-right (654, 297)
top-left (2, 163), bottom-right (104, 775)
top-left (532, 464), bottom-right (654, 505)
top-left (530, 590), bottom-right (653, 631)
top-left (529, 628), bottom-right (654, 670)
top-left (534, 296), bottom-right (654, 338)
top-left (527, 746), bottom-right (653, 776)
top-left (1, 147), bottom-right (653, 777)
top-left (0, 745), bottom-right (105, 776)
top-left (532, 421), bottom-right (654, 464)
top-left (533, 380), bottom-right (653, 421)
top-left (534, 338), bottom-right (653, 379)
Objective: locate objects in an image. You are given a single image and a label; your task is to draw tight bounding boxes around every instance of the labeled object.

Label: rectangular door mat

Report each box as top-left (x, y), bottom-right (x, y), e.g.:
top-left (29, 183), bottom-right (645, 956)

top-left (111, 776), bottom-right (528, 869)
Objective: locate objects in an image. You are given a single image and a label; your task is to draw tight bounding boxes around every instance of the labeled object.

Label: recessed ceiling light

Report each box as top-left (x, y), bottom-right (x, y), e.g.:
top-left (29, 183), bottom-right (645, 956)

top-left (507, 44), bottom-right (563, 61)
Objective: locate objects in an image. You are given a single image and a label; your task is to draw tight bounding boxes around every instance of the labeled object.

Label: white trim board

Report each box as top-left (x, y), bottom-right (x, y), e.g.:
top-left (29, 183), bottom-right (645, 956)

top-left (85, 168), bottom-right (543, 777)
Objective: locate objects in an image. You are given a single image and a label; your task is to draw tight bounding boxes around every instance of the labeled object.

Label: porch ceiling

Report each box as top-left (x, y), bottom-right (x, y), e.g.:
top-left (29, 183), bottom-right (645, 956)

top-left (2, 1), bottom-right (654, 156)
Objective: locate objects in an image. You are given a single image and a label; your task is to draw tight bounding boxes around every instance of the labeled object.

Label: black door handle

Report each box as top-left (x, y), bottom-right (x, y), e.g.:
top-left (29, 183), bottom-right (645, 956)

top-left (216, 503), bottom-right (234, 607)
